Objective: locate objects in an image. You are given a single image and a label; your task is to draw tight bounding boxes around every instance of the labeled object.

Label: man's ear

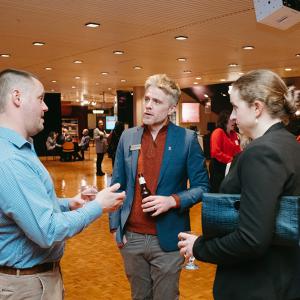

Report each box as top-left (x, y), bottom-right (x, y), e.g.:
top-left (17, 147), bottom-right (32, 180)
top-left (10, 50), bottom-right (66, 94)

top-left (168, 105), bottom-right (176, 116)
top-left (12, 90), bottom-right (21, 107)
top-left (253, 100), bottom-right (264, 118)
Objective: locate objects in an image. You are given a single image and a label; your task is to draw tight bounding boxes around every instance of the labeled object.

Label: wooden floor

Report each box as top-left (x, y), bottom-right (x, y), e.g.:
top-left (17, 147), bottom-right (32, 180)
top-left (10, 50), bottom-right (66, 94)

top-left (41, 150), bottom-right (216, 299)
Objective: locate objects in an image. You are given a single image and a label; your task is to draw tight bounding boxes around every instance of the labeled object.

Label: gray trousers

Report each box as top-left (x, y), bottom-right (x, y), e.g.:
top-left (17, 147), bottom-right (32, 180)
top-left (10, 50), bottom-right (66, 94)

top-left (0, 267), bottom-right (63, 300)
top-left (120, 231), bottom-right (184, 300)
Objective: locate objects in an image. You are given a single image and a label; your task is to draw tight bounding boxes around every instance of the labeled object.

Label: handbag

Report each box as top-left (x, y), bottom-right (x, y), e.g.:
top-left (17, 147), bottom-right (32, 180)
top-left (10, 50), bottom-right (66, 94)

top-left (201, 193), bottom-right (300, 246)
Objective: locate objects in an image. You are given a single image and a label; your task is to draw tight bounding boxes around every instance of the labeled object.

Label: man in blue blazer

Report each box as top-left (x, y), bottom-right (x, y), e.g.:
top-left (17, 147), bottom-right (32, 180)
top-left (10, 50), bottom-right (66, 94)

top-left (109, 74), bottom-right (209, 300)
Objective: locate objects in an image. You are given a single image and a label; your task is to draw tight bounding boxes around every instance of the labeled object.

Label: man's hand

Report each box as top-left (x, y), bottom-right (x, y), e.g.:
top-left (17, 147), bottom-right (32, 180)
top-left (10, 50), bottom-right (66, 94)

top-left (95, 183), bottom-right (125, 213)
top-left (178, 232), bottom-right (198, 258)
top-left (141, 195), bottom-right (176, 216)
top-left (69, 194), bottom-right (85, 210)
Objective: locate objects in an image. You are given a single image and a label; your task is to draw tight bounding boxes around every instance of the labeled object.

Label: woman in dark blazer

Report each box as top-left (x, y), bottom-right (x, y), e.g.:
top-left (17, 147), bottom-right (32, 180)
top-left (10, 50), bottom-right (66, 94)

top-left (179, 69), bottom-right (300, 300)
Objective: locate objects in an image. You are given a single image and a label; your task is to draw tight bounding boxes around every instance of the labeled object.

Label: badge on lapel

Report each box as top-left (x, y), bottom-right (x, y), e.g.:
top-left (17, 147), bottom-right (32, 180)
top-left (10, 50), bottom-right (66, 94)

top-left (130, 144), bottom-right (141, 151)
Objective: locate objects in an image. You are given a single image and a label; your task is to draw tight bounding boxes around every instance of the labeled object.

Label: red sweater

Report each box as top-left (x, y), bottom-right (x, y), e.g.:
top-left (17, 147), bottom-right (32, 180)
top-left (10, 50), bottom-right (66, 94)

top-left (210, 128), bottom-right (241, 164)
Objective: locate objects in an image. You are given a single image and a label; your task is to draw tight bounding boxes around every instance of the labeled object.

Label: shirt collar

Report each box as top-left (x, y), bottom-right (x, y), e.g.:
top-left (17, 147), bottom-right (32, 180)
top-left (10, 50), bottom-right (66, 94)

top-left (0, 127), bottom-right (32, 149)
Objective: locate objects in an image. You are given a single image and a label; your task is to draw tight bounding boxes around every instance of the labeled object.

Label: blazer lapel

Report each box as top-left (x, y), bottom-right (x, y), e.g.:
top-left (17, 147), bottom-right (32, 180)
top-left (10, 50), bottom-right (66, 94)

top-left (131, 127), bottom-right (144, 180)
top-left (157, 123), bottom-right (178, 186)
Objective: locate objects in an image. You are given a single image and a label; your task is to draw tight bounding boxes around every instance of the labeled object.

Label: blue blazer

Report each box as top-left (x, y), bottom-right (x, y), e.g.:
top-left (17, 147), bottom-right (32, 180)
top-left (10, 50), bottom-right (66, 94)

top-left (109, 122), bottom-right (210, 251)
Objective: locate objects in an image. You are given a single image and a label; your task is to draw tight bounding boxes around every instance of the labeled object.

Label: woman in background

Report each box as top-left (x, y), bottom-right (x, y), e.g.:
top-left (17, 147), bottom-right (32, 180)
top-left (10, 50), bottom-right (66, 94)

top-left (209, 110), bottom-right (241, 192)
top-left (179, 69), bottom-right (300, 300)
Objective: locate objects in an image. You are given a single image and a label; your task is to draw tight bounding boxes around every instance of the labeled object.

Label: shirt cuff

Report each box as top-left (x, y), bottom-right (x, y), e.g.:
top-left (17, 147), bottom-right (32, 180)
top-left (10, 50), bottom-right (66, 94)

top-left (171, 194), bottom-right (181, 208)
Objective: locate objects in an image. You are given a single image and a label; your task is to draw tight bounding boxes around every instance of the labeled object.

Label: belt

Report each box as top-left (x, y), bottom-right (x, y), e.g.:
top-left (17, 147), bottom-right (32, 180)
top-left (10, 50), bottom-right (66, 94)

top-left (0, 261), bottom-right (60, 276)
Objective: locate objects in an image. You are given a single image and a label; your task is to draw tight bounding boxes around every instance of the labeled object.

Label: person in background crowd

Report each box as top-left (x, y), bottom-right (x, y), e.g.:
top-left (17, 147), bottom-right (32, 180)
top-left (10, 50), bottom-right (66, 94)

top-left (78, 128), bottom-right (90, 160)
top-left (94, 120), bottom-right (108, 176)
top-left (109, 74), bottom-right (210, 300)
top-left (0, 68), bottom-right (125, 300)
top-left (209, 110), bottom-right (241, 192)
top-left (107, 121), bottom-right (125, 167)
top-left (46, 131), bottom-right (61, 155)
top-left (178, 69), bottom-right (300, 300)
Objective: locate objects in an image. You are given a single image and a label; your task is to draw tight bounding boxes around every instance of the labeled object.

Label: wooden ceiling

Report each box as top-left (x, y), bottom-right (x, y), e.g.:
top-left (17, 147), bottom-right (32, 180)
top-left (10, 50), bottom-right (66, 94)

top-left (0, 0), bottom-right (299, 108)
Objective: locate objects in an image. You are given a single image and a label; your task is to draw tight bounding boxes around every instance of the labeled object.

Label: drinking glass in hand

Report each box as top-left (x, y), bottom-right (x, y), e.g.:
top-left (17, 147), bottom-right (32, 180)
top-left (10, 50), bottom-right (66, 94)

top-left (181, 231), bottom-right (199, 270)
top-left (81, 185), bottom-right (98, 202)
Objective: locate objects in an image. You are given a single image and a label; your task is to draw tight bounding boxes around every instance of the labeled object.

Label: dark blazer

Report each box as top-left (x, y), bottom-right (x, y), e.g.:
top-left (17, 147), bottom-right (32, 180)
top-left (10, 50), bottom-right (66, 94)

top-left (109, 122), bottom-right (210, 251)
top-left (193, 123), bottom-right (300, 300)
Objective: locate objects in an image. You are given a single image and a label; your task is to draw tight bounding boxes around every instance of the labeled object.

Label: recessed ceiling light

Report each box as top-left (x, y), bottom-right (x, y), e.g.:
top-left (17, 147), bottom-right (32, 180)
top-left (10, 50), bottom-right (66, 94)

top-left (76, 99), bottom-right (80, 102)
top-left (85, 22), bottom-right (100, 28)
top-left (133, 66), bottom-right (142, 70)
top-left (242, 45), bottom-right (255, 50)
top-left (175, 35), bottom-right (188, 41)
top-left (45, 67), bottom-right (52, 70)
top-left (220, 79), bottom-right (226, 82)
top-left (183, 70), bottom-right (192, 74)
top-left (195, 77), bottom-right (202, 80)
top-left (71, 86), bottom-right (76, 89)
top-left (75, 76), bottom-right (80, 79)
top-left (113, 50), bottom-right (124, 55)
top-left (177, 57), bottom-right (187, 62)
top-left (73, 60), bottom-right (83, 64)
top-left (51, 80), bottom-right (57, 83)
top-left (32, 42), bottom-right (45, 46)
top-left (284, 67), bottom-right (292, 71)
top-left (101, 72), bottom-right (109, 75)
top-left (193, 82), bottom-right (198, 85)
top-left (95, 83), bottom-right (99, 85)
top-left (0, 53), bottom-right (11, 58)
top-left (296, 53), bottom-right (300, 57)
top-left (108, 87), bottom-right (111, 90)
top-left (51, 89), bottom-right (55, 92)
top-left (238, 72), bottom-right (244, 75)
top-left (228, 63), bottom-right (238, 67)
top-left (120, 79), bottom-right (126, 82)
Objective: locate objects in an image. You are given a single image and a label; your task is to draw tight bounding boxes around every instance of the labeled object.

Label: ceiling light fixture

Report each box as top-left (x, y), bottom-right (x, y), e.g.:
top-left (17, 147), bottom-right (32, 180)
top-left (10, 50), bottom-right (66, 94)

top-left (32, 42), bottom-right (45, 46)
top-left (120, 79), bottom-right (126, 82)
top-left (284, 67), bottom-right (292, 71)
top-left (183, 70), bottom-right (192, 74)
top-left (85, 22), bottom-right (100, 28)
top-left (51, 80), bottom-right (57, 83)
top-left (228, 63), bottom-right (238, 67)
top-left (242, 45), bottom-right (255, 50)
top-left (220, 79), bottom-right (226, 82)
top-left (45, 67), bottom-right (52, 70)
top-left (296, 53), bottom-right (300, 57)
top-left (73, 60), bottom-right (83, 64)
top-left (71, 86), bottom-right (76, 89)
top-left (195, 77), bottom-right (202, 80)
top-left (0, 53), bottom-right (11, 58)
top-left (193, 82), bottom-right (198, 85)
top-left (177, 57), bottom-right (187, 62)
top-left (113, 50), bottom-right (124, 55)
top-left (175, 35), bottom-right (188, 40)
top-left (133, 66), bottom-right (142, 70)
top-left (101, 72), bottom-right (109, 75)
top-left (75, 76), bottom-right (80, 79)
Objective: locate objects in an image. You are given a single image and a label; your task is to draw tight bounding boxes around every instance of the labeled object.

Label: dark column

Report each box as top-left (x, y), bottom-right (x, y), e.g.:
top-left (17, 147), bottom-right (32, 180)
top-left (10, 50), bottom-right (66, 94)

top-left (117, 90), bottom-right (133, 128)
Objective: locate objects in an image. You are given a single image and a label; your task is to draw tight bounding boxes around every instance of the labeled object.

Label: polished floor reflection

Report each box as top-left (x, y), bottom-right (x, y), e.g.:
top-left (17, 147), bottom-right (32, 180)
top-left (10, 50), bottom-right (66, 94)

top-left (41, 150), bottom-right (216, 300)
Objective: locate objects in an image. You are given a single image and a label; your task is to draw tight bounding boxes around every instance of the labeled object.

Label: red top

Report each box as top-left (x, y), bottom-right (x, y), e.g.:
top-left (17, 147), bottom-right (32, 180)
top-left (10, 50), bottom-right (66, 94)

top-left (210, 128), bottom-right (241, 164)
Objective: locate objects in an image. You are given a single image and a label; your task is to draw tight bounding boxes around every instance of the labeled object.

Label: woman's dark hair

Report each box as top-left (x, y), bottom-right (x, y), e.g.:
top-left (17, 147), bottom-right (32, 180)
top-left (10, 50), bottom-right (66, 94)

top-left (114, 121), bottom-right (125, 136)
top-left (217, 110), bottom-right (231, 132)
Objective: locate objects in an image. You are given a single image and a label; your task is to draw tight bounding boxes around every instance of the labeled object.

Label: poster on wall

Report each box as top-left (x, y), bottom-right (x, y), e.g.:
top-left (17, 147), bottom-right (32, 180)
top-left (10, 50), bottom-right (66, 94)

top-left (181, 103), bottom-right (200, 123)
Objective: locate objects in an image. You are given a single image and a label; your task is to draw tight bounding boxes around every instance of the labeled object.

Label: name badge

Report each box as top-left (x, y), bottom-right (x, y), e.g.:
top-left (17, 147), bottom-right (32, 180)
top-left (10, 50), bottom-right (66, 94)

top-left (130, 144), bottom-right (141, 151)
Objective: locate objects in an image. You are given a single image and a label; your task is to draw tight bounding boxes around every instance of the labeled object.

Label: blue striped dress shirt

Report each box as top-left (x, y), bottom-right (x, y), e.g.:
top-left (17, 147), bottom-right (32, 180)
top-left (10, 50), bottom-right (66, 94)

top-left (0, 127), bottom-right (102, 268)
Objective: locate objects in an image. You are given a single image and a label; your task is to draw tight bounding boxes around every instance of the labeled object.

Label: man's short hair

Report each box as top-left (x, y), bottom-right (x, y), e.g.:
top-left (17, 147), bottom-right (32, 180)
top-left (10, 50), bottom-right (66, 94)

top-left (145, 74), bottom-right (181, 106)
top-left (0, 69), bottom-right (37, 113)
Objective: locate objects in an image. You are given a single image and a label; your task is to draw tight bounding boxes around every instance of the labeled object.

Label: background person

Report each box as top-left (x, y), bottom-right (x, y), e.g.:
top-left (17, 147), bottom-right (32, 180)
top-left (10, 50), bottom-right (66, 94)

top-left (78, 128), bottom-right (90, 160)
top-left (0, 69), bottom-right (125, 300)
top-left (109, 74), bottom-right (210, 300)
top-left (93, 120), bottom-right (108, 176)
top-left (178, 69), bottom-right (300, 300)
top-left (45, 131), bottom-right (61, 155)
top-left (107, 121), bottom-right (125, 167)
top-left (209, 110), bottom-right (241, 192)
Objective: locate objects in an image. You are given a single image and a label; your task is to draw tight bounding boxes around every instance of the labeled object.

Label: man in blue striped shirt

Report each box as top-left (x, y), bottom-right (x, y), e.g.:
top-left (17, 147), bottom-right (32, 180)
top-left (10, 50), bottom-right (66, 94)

top-left (0, 69), bottom-right (125, 299)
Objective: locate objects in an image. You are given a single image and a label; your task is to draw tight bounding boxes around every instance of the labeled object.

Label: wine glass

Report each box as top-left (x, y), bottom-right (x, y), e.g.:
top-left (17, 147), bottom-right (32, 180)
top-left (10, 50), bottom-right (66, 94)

top-left (181, 231), bottom-right (199, 270)
top-left (81, 185), bottom-right (98, 203)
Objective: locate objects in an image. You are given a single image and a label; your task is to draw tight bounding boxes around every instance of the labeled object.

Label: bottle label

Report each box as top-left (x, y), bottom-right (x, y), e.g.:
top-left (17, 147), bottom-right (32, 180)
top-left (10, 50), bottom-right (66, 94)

top-left (139, 177), bottom-right (146, 185)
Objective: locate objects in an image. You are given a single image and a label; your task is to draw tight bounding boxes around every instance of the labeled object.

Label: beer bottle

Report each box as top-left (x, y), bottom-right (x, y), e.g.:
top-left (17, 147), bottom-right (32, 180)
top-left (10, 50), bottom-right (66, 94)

top-left (138, 173), bottom-right (151, 199)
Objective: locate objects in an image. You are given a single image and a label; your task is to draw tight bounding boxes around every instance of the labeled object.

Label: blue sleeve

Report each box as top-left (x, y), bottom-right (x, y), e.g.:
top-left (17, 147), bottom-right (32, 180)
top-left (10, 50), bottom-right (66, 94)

top-left (0, 158), bottom-right (102, 248)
